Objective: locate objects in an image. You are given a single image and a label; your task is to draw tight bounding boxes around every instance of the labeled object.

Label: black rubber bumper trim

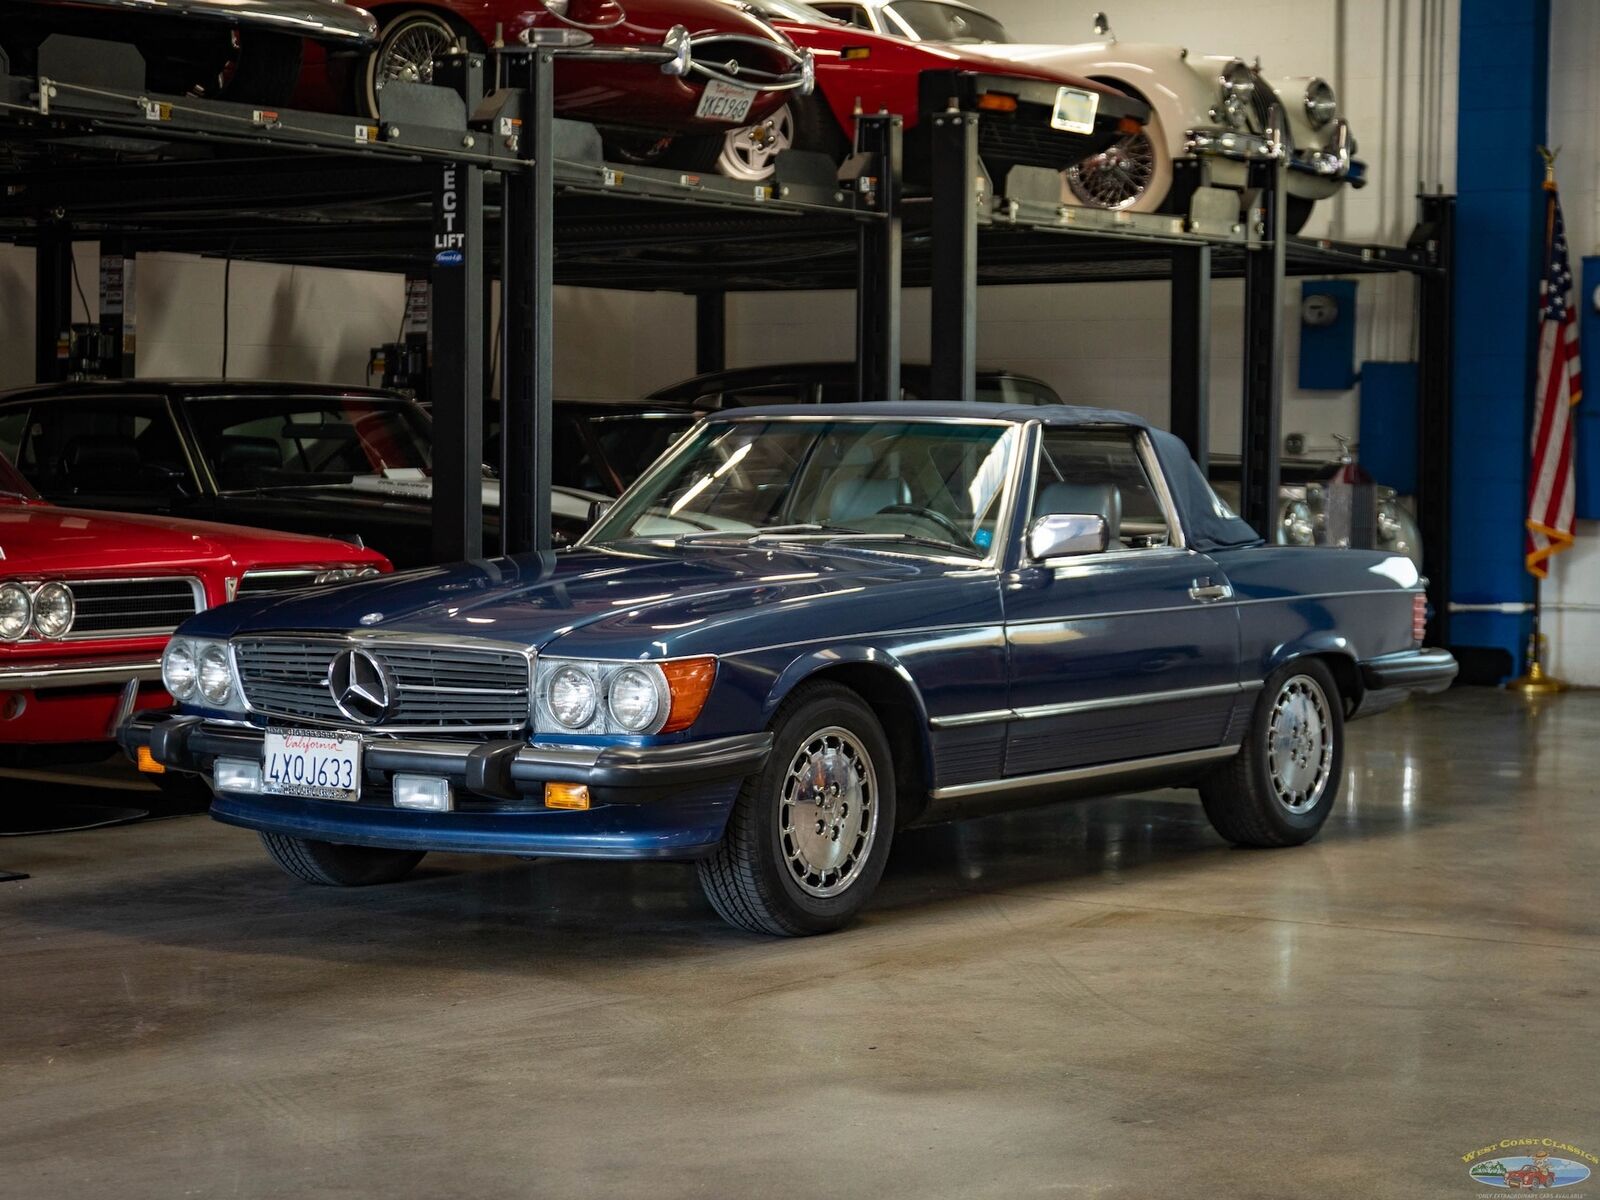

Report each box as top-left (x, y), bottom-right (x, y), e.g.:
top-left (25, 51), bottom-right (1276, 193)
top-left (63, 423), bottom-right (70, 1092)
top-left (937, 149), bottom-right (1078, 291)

top-left (1359, 648), bottom-right (1460, 694)
top-left (118, 710), bottom-right (773, 802)
top-left (918, 69), bottom-right (1149, 128)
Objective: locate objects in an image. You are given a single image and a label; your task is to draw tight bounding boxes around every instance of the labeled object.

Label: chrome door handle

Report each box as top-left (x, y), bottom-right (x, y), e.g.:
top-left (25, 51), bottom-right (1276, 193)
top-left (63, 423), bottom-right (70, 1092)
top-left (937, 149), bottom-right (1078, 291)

top-left (1189, 582), bottom-right (1233, 602)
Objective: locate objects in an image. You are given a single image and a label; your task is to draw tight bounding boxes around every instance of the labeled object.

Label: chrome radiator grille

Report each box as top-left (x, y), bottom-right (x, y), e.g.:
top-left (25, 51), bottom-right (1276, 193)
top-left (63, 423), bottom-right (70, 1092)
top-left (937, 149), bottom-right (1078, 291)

top-left (68, 577), bottom-right (202, 637)
top-left (232, 637), bottom-right (532, 732)
top-left (235, 570), bottom-right (323, 598)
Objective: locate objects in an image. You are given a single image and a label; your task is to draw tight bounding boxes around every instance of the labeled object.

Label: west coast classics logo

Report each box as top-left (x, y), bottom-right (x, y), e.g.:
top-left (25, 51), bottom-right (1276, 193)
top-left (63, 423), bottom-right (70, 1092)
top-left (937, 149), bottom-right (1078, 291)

top-left (1463, 1139), bottom-right (1595, 1190)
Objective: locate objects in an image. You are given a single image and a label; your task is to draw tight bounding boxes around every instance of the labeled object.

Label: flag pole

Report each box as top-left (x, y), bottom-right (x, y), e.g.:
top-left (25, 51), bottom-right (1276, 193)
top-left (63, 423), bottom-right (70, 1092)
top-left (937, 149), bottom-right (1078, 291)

top-left (1509, 145), bottom-right (1570, 697)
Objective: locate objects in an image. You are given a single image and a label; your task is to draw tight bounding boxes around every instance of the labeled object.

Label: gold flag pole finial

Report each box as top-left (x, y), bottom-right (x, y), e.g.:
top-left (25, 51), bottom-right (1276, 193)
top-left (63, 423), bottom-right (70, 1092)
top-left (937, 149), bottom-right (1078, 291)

top-left (1538, 145), bottom-right (1560, 190)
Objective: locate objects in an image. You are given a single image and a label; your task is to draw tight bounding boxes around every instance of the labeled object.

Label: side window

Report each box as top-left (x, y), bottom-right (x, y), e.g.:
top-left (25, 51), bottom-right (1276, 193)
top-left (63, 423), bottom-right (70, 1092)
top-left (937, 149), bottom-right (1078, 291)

top-left (813, 2), bottom-right (874, 27)
top-left (1032, 429), bottom-right (1173, 550)
top-left (12, 399), bottom-right (192, 497)
top-left (0, 407), bottom-right (28, 465)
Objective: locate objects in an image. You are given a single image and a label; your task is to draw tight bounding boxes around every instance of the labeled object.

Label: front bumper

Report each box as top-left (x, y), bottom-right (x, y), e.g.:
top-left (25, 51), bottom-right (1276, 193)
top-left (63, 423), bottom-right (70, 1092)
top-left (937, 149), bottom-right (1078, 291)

top-left (0, 655), bottom-right (161, 692)
top-left (1185, 118), bottom-right (1366, 186)
top-left (119, 711), bottom-right (772, 859)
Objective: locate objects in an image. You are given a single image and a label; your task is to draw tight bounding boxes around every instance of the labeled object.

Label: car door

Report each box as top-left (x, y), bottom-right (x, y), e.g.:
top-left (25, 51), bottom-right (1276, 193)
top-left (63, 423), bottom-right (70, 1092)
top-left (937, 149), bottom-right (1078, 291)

top-left (4, 394), bottom-right (203, 518)
top-left (1000, 426), bottom-right (1243, 778)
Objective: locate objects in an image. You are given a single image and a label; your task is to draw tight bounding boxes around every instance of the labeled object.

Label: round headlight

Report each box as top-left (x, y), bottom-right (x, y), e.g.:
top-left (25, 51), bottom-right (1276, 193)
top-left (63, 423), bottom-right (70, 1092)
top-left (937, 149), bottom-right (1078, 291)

top-left (608, 665), bottom-right (665, 733)
top-left (548, 665), bottom-right (599, 728)
top-left (0, 582), bottom-right (30, 642)
top-left (31, 582), bottom-right (74, 639)
top-left (1305, 78), bottom-right (1337, 129)
top-left (1278, 500), bottom-right (1316, 546)
top-left (197, 643), bottom-right (235, 706)
top-left (162, 639), bottom-right (198, 700)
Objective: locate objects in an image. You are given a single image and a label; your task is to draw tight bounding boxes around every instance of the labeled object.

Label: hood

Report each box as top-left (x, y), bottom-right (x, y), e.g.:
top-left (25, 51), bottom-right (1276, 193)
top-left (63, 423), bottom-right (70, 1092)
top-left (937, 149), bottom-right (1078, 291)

top-left (179, 542), bottom-right (951, 656)
top-left (0, 497), bottom-right (386, 576)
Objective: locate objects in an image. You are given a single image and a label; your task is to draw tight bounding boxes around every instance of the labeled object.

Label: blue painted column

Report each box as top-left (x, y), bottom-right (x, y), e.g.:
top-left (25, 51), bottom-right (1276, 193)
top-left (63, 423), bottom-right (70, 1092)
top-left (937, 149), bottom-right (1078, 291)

top-left (1450, 0), bottom-right (1549, 678)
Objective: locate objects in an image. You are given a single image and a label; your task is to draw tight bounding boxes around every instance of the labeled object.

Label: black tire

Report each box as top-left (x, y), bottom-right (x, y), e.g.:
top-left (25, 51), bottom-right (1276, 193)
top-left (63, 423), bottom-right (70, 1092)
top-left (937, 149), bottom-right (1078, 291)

top-left (667, 95), bottom-right (851, 180)
top-left (221, 32), bottom-right (305, 106)
top-left (1199, 658), bottom-right (1343, 847)
top-left (697, 682), bottom-right (896, 936)
top-left (259, 832), bottom-right (426, 886)
top-left (1285, 195), bottom-right (1314, 236)
top-left (362, 10), bottom-right (463, 118)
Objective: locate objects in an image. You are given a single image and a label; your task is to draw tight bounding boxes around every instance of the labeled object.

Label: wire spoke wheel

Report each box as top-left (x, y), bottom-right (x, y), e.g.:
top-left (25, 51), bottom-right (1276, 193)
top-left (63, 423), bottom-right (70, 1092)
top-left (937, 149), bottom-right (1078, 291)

top-left (779, 725), bottom-right (877, 898)
top-left (1266, 674), bottom-right (1333, 814)
top-left (715, 105), bottom-right (794, 182)
top-left (1064, 131), bottom-right (1157, 209)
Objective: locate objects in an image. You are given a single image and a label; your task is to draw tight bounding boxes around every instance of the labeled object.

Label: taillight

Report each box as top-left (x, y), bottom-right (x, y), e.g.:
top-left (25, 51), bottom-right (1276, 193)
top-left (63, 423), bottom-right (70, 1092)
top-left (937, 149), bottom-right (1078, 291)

top-left (1412, 593), bottom-right (1428, 644)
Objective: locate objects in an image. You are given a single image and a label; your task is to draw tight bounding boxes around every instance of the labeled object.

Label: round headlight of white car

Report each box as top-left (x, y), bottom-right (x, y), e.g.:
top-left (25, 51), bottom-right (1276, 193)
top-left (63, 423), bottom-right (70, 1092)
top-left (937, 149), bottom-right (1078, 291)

top-left (548, 665), bottom-right (599, 728)
top-left (162, 639), bottom-right (198, 700)
top-left (1278, 500), bottom-right (1317, 546)
top-left (608, 665), bottom-right (666, 733)
top-left (31, 581), bottom-right (74, 639)
top-left (1305, 78), bottom-right (1337, 129)
top-left (197, 643), bottom-right (235, 706)
top-left (0, 582), bottom-right (31, 642)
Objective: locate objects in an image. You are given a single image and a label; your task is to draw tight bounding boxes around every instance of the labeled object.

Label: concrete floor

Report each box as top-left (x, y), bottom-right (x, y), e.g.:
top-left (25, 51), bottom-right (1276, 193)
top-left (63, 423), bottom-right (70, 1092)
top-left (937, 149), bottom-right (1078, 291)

top-left (2, 687), bottom-right (1597, 1198)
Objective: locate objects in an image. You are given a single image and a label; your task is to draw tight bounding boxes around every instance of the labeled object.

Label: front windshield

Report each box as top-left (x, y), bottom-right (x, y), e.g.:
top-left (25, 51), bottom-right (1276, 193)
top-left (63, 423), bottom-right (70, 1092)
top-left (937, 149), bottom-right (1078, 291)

top-left (747, 0), bottom-right (845, 23)
top-left (182, 395), bottom-right (435, 491)
top-left (885, 0), bottom-right (1008, 41)
top-left (588, 418), bottom-right (1019, 559)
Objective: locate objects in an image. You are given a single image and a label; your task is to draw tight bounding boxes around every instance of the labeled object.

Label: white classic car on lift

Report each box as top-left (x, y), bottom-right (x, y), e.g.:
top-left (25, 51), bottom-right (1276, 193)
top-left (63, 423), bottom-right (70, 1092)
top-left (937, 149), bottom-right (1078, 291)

top-left (808, 2), bottom-right (1363, 231)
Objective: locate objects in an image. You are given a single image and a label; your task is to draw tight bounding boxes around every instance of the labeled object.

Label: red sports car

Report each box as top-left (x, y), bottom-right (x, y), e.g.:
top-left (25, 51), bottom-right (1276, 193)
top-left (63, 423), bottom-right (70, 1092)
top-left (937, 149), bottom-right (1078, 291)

top-left (301, 0), bottom-right (813, 152)
top-left (666, 0), bottom-right (1147, 184)
top-left (0, 453), bottom-right (391, 770)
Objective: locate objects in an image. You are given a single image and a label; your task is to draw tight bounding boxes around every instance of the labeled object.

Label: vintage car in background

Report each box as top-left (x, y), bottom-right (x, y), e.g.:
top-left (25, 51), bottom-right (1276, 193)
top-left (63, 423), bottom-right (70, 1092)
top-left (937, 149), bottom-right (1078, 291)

top-left (0, 0), bottom-right (377, 104)
top-left (315, 0), bottom-right (813, 154)
top-left (810, 1), bottom-right (1362, 229)
top-left (0, 381), bottom-right (601, 568)
top-left (0, 452), bottom-right (389, 773)
top-left (650, 362), bottom-right (1058, 408)
top-left (123, 403), bottom-right (1455, 934)
top-left (660, 0), bottom-right (1146, 185)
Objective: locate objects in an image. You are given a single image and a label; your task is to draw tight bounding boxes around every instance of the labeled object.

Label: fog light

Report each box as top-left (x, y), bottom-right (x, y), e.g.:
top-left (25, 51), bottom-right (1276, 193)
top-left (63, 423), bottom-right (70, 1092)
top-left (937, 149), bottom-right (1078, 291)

top-left (135, 745), bottom-right (166, 775)
top-left (394, 774), bottom-right (452, 812)
top-left (544, 782), bottom-right (590, 810)
top-left (214, 757), bottom-right (261, 794)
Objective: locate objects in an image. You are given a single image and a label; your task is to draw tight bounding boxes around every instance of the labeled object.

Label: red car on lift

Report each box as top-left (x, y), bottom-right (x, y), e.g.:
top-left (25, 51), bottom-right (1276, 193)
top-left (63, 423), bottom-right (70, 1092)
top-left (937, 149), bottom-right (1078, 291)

top-left (663, 0), bottom-right (1147, 183)
top-left (298, 0), bottom-right (814, 158)
top-left (0, 454), bottom-right (390, 775)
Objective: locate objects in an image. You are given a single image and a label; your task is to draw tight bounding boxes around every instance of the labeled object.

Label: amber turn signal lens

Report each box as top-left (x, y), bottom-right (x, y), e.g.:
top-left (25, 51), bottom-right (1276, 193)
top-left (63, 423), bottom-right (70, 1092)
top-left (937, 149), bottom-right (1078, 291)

top-left (135, 745), bottom-right (165, 775)
top-left (660, 657), bottom-right (717, 733)
top-left (840, 45), bottom-right (870, 59)
top-left (975, 92), bottom-right (1018, 114)
top-left (545, 782), bottom-right (590, 810)
top-left (1116, 115), bottom-right (1143, 135)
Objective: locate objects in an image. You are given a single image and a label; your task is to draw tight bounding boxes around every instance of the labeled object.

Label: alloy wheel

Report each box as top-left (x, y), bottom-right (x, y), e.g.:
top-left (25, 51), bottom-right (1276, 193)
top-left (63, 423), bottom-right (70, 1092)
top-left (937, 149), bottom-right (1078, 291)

top-left (779, 725), bottom-right (878, 898)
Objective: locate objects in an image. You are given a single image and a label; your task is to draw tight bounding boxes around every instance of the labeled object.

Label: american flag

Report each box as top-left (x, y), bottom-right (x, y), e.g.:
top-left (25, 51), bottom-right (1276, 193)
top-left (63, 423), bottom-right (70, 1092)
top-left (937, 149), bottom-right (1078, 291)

top-left (1526, 181), bottom-right (1583, 577)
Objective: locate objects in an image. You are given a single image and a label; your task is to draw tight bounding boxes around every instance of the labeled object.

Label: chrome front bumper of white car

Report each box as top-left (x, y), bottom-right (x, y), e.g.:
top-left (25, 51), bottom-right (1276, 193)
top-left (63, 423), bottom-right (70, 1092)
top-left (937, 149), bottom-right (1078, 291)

top-left (1185, 119), bottom-right (1366, 187)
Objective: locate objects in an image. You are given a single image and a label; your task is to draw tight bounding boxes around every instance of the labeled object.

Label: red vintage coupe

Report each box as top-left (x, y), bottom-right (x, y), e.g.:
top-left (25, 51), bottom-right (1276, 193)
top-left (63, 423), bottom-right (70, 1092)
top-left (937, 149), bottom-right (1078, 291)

top-left (0, 453), bottom-right (390, 769)
top-left (300, 0), bottom-right (813, 150)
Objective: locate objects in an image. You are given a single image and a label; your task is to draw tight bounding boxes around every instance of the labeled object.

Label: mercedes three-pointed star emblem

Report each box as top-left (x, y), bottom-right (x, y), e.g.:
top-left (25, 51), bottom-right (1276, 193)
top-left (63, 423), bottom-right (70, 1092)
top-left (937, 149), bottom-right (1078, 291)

top-left (328, 648), bottom-right (394, 725)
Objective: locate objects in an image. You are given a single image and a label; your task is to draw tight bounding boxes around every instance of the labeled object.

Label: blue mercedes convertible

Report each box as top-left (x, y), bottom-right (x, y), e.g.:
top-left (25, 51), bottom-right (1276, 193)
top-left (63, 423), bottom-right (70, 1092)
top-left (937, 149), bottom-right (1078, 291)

top-left (122, 404), bottom-right (1457, 935)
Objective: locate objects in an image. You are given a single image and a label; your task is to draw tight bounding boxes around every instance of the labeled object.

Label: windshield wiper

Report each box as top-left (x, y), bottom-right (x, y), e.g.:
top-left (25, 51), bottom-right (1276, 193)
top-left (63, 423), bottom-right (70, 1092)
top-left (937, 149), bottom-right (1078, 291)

top-left (821, 532), bottom-right (983, 558)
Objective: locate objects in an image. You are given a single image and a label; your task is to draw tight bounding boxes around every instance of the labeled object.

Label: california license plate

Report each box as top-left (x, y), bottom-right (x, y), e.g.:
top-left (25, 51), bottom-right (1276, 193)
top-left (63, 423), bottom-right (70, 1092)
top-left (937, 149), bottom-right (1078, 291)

top-left (262, 727), bottom-right (362, 802)
top-left (1050, 86), bottom-right (1099, 134)
top-left (696, 79), bottom-right (758, 124)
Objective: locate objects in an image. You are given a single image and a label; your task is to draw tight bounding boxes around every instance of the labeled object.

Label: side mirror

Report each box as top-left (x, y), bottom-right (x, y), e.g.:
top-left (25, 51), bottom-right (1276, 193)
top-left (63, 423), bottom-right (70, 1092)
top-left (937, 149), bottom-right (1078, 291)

top-left (586, 498), bottom-right (614, 526)
top-left (1028, 513), bottom-right (1108, 560)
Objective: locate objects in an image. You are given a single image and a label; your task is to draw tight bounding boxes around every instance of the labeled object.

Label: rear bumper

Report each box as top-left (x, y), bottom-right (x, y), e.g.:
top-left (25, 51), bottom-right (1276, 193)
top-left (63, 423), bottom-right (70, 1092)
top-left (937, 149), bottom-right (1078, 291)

top-left (1352, 647), bottom-right (1458, 719)
top-left (118, 711), bottom-right (770, 859)
top-left (919, 69), bottom-right (1149, 172)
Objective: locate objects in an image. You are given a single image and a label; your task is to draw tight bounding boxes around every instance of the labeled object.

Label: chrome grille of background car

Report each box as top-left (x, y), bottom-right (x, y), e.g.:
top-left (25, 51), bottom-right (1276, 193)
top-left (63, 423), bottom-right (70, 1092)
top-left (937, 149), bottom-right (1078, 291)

top-left (231, 637), bottom-right (532, 732)
top-left (66, 578), bottom-right (203, 638)
top-left (1245, 67), bottom-right (1274, 133)
top-left (235, 570), bottom-right (324, 597)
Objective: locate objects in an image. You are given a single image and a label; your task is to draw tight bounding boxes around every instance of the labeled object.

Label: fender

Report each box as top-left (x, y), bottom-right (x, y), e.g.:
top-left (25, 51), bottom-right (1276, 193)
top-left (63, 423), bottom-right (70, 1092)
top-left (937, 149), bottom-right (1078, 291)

top-left (1261, 630), bottom-right (1357, 677)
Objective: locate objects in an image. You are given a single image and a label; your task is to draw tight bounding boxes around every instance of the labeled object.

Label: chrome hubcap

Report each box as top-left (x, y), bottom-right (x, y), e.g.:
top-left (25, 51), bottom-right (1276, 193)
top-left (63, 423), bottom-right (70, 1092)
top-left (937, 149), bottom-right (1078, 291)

top-left (1267, 675), bottom-right (1333, 814)
top-left (1064, 131), bottom-right (1156, 209)
top-left (380, 22), bottom-right (454, 87)
top-left (780, 726), bottom-right (877, 898)
top-left (717, 105), bottom-right (793, 182)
